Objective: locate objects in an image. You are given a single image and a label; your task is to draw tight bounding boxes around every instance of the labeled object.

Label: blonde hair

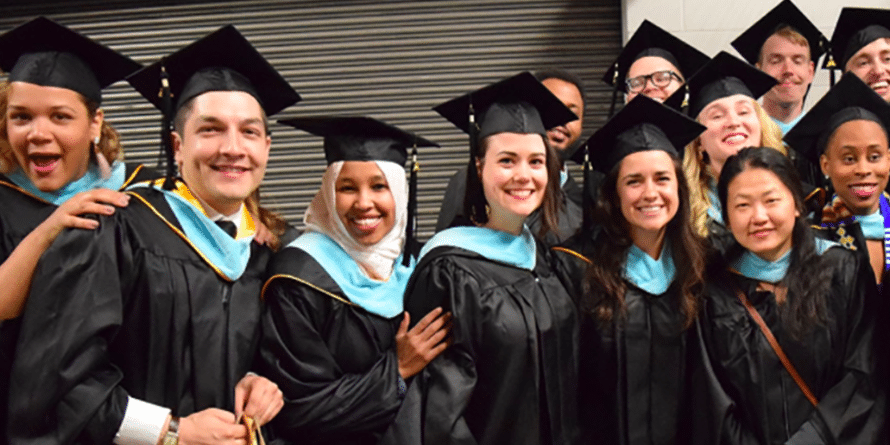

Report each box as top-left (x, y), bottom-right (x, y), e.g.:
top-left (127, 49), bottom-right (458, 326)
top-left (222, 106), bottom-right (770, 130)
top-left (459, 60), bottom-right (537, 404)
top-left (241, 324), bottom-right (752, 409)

top-left (682, 99), bottom-right (785, 236)
top-left (0, 80), bottom-right (122, 174)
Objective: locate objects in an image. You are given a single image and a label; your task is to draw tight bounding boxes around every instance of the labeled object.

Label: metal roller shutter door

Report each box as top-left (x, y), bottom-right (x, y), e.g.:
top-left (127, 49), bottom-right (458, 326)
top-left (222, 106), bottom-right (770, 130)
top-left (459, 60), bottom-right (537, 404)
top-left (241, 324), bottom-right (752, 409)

top-left (0, 0), bottom-right (620, 240)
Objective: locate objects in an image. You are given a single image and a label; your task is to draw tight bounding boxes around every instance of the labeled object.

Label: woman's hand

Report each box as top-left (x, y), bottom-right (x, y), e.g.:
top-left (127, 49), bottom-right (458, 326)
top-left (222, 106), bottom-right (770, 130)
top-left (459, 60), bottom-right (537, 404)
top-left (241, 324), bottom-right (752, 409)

top-left (36, 189), bottom-right (130, 245)
top-left (233, 374), bottom-right (284, 427)
top-left (395, 307), bottom-right (452, 379)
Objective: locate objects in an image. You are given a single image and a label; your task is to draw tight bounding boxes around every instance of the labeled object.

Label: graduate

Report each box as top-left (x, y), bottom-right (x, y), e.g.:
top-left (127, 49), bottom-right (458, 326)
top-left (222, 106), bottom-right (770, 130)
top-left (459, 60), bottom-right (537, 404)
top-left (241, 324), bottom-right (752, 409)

top-left (434, 69), bottom-right (586, 247)
top-left (602, 19), bottom-right (709, 111)
top-left (552, 95), bottom-right (707, 445)
top-left (8, 25), bottom-right (299, 444)
top-left (0, 16), bottom-right (150, 440)
top-left (698, 146), bottom-right (884, 444)
top-left (828, 7), bottom-right (890, 102)
top-left (664, 52), bottom-right (782, 247)
top-left (785, 72), bottom-right (890, 287)
top-left (259, 116), bottom-right (449, 445)
top-left (393, 72), bottom-right (580, 445)
top-left (731, 0), bottom-right (828, 135)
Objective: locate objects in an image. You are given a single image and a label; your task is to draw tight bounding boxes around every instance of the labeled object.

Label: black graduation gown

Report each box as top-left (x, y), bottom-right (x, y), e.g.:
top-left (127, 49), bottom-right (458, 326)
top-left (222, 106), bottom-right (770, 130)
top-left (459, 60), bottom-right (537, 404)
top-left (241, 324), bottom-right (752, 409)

top-left (698, 247), bottom-right (885, 444)
top-left (7, 182), bottom-right (270, 445)
top-left (259, 247), bottom-right (404, 445)
top-left (434, 165), bottom-right (584, 245)
top-left (393, 243), bottom-right (580, 445)
top-left (0, 163), bottom-right (156, 442)
top-left (552, 233), bottom-right (694, 445)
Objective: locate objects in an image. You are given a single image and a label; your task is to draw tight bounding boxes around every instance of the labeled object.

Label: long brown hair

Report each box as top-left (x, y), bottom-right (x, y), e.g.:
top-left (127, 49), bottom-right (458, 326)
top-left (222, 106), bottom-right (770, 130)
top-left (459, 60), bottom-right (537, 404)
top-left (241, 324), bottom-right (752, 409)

top-left (0, 80), bottom-right (122, 174)
top-left (464, 132), bottom-right (563, 238)
top-left (582, 152), bottom-right (706, 330)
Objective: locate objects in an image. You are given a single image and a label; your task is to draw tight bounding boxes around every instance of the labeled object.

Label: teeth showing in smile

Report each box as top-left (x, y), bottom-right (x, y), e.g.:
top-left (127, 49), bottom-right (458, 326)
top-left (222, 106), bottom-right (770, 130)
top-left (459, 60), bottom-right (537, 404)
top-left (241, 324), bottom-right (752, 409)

top-left (354, 217), bottom-right (381, 226)
top-left (851, 184), bottom-right (877, 197)
top-left (724, 134), bottom-right (746, 144)
top-left (872, 81), bottom-right (889, 90)
top-left (214, 166), bottom-right (247, 173)
top-left (638, 205), bottom-right (662, 215)
top-left (509, 190), bottom-right (533, 199)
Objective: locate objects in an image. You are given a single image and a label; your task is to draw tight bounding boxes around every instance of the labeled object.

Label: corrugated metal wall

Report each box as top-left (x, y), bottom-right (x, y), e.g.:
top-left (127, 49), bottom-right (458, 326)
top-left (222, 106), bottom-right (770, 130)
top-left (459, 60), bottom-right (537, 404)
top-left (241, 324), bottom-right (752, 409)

top-left (0, 0), bottom-right (620, 240)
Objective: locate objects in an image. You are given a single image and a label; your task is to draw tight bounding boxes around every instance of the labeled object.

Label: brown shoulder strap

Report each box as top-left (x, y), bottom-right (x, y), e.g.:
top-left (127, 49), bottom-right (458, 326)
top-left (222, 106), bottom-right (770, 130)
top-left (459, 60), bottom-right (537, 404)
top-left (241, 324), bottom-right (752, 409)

top-left (734, 287), bottom-right (819, 407)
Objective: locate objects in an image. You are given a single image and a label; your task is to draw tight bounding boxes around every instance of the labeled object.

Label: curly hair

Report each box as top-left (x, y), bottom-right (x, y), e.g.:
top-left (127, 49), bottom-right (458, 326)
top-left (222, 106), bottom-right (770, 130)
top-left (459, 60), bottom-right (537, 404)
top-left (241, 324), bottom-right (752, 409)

top-left (682, 99), bottom-right (784, 237)
top-left (582, 151), bottom-right (706, 331)
top-left (0, 80), bottom-right (122, 174)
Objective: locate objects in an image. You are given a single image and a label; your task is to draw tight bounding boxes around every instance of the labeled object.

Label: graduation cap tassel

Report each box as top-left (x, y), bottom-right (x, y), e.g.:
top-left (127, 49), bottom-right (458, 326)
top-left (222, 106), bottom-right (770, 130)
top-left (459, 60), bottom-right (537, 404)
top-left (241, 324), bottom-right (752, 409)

top-left (466, 102), bottom-right (483, 223)
top-left (827, 53), bottom-right (837, 87)
top-left (404, 144), bottom-right (419, 266)
top-left (159, 63), bottom-right (176, 190)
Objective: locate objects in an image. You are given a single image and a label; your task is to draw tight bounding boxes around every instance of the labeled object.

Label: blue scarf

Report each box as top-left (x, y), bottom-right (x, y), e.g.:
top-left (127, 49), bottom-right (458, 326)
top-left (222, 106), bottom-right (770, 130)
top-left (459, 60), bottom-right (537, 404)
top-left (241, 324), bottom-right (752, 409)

top-left (560, 168), bottom-right (568, 188)
top-left (290, 231), bottom-right (415, 318)
top-left (707, 185), bottom-right (724, 225)
top-left (6, 161), bottom-right (126, 205)
top-left (772, 112), bottom-right (805, 136)
top-left (420, 225), bottom-right (537, 271)
top-left (854, 209), bottom-right (885, 240)
top-left (733, 238), bottom-right (838, 283)
top-left (624, 242), bottom-right (675, 295)
top-left (129, 181), bottom-right (254, 281)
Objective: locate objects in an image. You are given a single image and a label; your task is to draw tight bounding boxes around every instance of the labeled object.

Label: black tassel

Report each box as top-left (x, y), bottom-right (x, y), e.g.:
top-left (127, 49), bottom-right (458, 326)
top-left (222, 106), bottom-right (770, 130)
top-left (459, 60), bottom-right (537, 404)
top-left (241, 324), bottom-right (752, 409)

top-left (160, 63), bottom-right (176, 190)
top-left (404, 144), bottom-right (418, 266)
top-left (465, 101), bottom-right (484, 224)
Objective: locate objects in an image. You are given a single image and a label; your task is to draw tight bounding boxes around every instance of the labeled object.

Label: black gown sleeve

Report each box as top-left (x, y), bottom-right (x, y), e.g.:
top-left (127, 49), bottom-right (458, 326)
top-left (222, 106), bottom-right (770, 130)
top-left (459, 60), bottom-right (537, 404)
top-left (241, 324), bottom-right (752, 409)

top-left (402, 253), bottom-right (482, 445)
top-left (785, 250), bottom-right (884, 444)
top-left (8, 215), bottom-right (132, 444)
top-left (260, 278), bottom-right (403, 443)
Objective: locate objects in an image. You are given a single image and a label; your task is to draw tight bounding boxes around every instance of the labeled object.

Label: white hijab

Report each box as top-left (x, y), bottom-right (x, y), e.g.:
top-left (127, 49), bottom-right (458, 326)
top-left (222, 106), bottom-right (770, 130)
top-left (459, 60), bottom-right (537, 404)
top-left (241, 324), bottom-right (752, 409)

top-left (304, 160), bottom-right (408, 280)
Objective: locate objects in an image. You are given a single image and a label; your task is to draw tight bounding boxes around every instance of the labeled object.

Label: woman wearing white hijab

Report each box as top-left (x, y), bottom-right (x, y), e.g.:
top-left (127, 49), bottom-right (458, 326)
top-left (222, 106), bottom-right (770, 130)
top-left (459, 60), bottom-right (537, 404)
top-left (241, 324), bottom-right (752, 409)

top-left (259, 117), bottom-right (448, 445)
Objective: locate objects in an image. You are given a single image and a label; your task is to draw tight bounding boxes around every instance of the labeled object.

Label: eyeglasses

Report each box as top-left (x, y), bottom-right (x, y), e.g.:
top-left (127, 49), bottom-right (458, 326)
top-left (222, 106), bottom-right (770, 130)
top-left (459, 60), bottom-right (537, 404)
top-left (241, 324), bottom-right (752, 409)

top-left (625, 70), bottom-right (682, 93)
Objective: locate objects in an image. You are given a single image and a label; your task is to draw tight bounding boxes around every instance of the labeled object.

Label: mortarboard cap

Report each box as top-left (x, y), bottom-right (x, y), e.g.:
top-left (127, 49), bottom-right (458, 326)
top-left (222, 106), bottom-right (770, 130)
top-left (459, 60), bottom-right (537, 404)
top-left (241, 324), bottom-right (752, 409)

top-left (665, 51), bottom-right (777, 118)
top-left (732, 0), bottom-right (828, 66)
top-left (277, 116), bottom-right (439, 165)
top-left (127, 25), bottom-right (300, 116)
top-left (784, 72), bottom-right (890, 166)
top-left (602, 20), bottom-right (710, 92)
top-left (575, 95), bottom-right (705, 173)
top-left (0, 16), bottom-right (141, 105)
top-left (433, 71), bottom-right (577, 144)
top-left (828, 7), bottom-right (890, 70)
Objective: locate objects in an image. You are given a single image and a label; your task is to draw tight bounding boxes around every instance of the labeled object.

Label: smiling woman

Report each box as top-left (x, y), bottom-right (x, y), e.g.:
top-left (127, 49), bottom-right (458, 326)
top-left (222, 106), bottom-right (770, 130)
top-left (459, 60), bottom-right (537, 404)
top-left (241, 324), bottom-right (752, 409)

top-left (697, 146), bottom-right (885, 444)
top-left (0, 15), bottom-right (149, 443)
top-left (551, 95), bottom-right (707, 445)
top-left (785, 72), bottom-right (890, 287)
top-left (664, 52), bottom-right (784, 248)
top-left (391, 72), bottom-right (581, 445)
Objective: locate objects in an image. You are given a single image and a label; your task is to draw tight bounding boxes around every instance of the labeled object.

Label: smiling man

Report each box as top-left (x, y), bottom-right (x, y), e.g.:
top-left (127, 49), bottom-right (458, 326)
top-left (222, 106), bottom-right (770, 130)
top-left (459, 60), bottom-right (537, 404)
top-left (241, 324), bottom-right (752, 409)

top-left (732, 0), bottom-right (828, 135)
top-left (8, 26), bottom-right (300, 445)
top-left (830, 8), bottom-right (890, 103)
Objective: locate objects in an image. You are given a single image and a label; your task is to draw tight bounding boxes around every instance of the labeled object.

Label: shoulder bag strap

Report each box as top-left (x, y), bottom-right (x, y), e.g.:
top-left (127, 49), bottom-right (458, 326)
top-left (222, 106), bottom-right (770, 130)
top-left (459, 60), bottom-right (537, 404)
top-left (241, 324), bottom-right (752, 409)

top-left (734, 287), bottom-right (819, 407)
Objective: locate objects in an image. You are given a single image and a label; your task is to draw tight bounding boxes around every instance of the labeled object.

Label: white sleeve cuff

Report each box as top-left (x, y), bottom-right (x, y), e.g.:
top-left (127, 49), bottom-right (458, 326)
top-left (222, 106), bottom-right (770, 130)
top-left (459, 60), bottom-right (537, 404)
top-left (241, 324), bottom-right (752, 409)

top-left (113, 396), bottom-right (170, 445)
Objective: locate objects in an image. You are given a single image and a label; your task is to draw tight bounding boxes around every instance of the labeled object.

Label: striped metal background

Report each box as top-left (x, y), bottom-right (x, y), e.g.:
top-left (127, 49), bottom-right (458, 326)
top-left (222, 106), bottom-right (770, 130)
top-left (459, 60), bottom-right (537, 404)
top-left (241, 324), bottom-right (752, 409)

top-left (0, 0), bottom-right (620, 240)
